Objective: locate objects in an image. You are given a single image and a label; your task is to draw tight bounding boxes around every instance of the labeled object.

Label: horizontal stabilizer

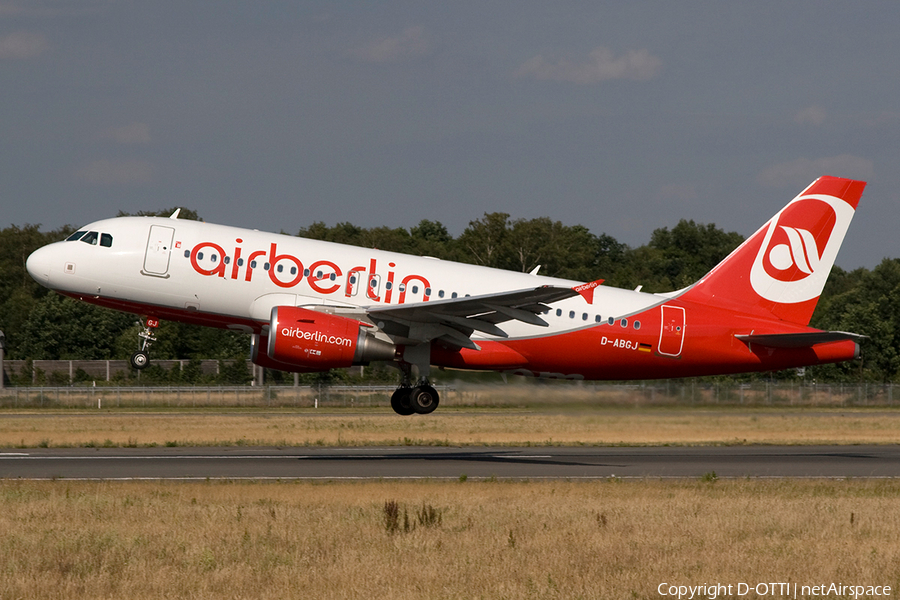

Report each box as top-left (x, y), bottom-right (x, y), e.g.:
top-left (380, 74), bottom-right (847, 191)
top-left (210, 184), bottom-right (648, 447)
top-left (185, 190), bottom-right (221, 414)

top-left (736, 331), bottom-right (867, 349)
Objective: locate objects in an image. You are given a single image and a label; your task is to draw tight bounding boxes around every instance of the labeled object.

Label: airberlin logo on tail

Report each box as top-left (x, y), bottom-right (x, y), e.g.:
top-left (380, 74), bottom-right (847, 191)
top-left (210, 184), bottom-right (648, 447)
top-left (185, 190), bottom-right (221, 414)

top-left (749, 193), bottom-right (855, 304)
top-left (764, 219), bottom-right (830, 282)
top-left (768, 225), bottom-right (822, 276)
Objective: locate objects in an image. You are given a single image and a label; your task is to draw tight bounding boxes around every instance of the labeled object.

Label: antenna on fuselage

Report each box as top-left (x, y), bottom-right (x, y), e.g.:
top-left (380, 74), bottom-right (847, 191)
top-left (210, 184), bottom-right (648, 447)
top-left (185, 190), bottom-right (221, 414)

top-left (169, 209), bottom-right (181, 219)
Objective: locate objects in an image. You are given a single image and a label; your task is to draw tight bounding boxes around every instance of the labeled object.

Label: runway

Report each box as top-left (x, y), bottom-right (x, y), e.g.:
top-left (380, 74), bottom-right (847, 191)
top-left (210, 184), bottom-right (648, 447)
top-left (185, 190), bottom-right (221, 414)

top-left (1, 445), bottom-right (899, 480)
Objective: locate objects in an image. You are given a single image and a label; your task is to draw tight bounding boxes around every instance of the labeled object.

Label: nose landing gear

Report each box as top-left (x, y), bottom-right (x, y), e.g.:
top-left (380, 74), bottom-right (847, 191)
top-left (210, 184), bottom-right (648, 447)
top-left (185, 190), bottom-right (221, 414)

top-left (130, 318), bottom-right (159, 370)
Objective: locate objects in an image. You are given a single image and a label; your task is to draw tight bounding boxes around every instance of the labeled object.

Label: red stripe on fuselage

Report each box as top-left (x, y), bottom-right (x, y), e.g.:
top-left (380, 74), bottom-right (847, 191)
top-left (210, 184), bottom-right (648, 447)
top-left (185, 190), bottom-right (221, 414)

top-left (62, 291), bottom-right (857, 380)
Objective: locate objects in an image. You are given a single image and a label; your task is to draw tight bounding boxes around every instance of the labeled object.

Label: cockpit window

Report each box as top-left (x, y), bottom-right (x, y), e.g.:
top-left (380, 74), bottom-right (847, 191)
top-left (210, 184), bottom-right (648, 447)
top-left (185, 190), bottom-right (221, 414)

top-left (80, 231), bottom-right (99, 245)
top-left (100, 233), bottom-right (113, 247)
top-left (66, 230), bottom-right (87, 241)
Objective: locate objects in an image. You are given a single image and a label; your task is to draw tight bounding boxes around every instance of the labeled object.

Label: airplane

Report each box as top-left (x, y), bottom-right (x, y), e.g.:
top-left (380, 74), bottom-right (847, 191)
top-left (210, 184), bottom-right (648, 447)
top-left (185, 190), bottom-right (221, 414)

top-left (26, 176), bottom-right (866, 415)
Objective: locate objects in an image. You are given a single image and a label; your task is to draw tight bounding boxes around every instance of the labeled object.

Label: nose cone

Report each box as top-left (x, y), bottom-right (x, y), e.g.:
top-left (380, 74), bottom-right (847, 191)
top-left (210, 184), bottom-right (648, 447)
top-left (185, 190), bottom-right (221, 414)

top-left (26, 245), bottom-right (53, 286)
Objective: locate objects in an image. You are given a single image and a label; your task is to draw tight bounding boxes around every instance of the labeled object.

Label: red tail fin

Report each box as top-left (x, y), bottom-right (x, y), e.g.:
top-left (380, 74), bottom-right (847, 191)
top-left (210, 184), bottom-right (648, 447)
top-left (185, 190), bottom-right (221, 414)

top-left (679, 176), bottom-right (865, 325)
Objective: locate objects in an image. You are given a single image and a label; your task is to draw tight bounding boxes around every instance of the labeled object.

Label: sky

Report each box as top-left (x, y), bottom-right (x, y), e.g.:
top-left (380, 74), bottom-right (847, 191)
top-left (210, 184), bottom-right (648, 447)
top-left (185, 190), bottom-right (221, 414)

top-left (2, 1), bottom-right (899, 270)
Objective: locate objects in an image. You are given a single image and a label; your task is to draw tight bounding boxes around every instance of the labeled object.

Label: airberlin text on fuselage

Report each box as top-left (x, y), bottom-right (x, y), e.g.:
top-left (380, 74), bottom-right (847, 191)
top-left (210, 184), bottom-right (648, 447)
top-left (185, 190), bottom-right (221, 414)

top-left (188, 239), bottom-right (432, 304)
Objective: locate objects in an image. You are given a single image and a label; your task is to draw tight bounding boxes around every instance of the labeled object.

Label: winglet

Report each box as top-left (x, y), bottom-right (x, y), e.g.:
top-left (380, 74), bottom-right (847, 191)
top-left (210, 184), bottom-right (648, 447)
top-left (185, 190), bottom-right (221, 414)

top-left (573, 279), bottom-right (604, 304)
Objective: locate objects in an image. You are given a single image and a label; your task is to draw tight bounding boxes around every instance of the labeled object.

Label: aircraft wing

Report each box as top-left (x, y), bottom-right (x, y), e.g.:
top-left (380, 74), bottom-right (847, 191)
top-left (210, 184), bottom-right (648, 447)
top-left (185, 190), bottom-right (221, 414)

top-left (735, 331), bottom-right (867, 349)
top-left (365, 284), bottom-right (584, 350)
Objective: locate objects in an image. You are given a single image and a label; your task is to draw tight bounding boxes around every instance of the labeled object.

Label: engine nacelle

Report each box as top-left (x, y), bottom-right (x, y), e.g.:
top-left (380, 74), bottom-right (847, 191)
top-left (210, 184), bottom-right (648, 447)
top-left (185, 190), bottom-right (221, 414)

top-left (250, 332), bottom-right (320, 373)
top-left (265, 306), bottom-right (396, 370)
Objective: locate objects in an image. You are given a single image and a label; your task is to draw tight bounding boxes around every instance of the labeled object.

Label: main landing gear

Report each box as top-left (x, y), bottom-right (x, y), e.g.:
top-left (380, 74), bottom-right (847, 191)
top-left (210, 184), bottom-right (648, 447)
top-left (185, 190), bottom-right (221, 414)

top-left (390, 363), bottom-right (439, 415)
top-left (390, 383), bottom-right (439, 415)
top-left (130, 318), bottom-right (159, 370)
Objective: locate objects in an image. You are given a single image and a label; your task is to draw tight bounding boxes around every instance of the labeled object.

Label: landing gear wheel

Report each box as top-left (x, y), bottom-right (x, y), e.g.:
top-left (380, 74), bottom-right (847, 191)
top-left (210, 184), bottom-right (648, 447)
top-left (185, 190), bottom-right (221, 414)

top-left (390, 387), bottom-right (415, 416)
top-left (132, 318), bottom-right (158, 371)
top-left (409, 385), bottom-right (439, 415)
top-left (130, 351), bottom-right (150, 370)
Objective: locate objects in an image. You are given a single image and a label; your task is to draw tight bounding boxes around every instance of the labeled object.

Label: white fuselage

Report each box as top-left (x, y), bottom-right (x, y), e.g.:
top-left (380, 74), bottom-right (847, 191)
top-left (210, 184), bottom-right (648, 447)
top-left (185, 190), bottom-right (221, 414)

top-left (27, 216), bottom-right (663, 340)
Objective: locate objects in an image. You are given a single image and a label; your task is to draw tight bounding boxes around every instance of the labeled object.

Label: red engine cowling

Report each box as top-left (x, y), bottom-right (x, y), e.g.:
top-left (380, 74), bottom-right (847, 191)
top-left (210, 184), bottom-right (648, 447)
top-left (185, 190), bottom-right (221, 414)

top-left (250, 332), bottom-right (320, 373)
top-left (264, 306), bottom-right (396, 370)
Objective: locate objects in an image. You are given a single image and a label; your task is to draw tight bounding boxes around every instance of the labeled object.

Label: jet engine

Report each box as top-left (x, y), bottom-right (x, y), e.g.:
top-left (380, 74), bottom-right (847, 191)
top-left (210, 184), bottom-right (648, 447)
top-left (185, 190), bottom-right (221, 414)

top-left (258, 306), bottom-right (396, 371)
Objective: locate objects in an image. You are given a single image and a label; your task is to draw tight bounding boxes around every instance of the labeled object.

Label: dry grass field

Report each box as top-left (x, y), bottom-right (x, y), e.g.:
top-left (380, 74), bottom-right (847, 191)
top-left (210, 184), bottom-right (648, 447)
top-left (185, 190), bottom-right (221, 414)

top-left (1, 478), bottom-right (898, 599)
top-left (1, 407), bottom-right (899, 448)
top-left (3, 403), bottom-right (898, 599)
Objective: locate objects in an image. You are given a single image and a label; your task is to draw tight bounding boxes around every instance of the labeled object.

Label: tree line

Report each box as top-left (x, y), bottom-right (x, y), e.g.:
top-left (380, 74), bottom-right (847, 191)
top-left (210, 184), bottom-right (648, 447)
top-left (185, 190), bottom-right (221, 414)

top-left (0, 209), bottom-right (896, 382)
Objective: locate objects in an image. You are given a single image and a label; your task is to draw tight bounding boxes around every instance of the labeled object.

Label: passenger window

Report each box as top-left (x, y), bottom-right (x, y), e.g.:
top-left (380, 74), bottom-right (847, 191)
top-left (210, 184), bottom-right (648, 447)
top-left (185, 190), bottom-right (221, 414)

top-left (569, 311), bottom-right (575, 319)
top-left (66, 231), bottom-right (86, 242)
top-left (100, 233), bottom-right (113, 247)
top-left (184, 250), bottom-right (190, 258)
top-left (80, 231), bottom-right (99, 245)
top-left (634, 321), bottom-right (641, 330)
top-left (451, 292), bottom-right (457, 298)
top-left (620, 318), bottom-right (628, 328)
top-left (608, 317), bottom-right (615, 325)
top-left (582, 313), bottom-right (588, 321)
top-left (438, 290), bottom-right (445, 298)
top-left (595, 315), bottom-right (602, 323)
top-left (556, 309), bottom-right (562, 317)
top-left (237, 258), bottom-right (244, 266)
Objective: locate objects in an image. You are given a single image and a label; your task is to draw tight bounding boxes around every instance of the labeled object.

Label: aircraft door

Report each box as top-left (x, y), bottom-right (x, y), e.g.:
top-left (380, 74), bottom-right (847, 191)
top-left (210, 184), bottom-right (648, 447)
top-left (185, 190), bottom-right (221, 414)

top-left (143, 225), bottom-right (175, 276)
top-left (658, 305), bottom-right (685, 357)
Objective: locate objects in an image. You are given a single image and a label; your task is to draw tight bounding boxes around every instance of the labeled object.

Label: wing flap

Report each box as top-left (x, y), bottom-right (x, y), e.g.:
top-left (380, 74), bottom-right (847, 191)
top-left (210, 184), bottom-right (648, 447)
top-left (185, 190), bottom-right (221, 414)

top-left (366, 284), bottom-right (582, 348)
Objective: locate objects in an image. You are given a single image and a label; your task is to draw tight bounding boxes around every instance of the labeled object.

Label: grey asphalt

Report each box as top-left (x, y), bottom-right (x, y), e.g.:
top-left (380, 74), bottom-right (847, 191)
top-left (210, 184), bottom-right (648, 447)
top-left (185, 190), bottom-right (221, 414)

top-left (1, 445), bottom-right (899, 480)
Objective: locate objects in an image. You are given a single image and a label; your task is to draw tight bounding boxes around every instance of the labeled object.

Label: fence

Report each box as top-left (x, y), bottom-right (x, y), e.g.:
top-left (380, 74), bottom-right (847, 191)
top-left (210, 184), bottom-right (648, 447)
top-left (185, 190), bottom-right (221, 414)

top-left (1, 359), bottom-right (230, 385)
top-left (0, 381), bottom-right (896, 409)
top-left (0, 384), bottom-right (406, 409)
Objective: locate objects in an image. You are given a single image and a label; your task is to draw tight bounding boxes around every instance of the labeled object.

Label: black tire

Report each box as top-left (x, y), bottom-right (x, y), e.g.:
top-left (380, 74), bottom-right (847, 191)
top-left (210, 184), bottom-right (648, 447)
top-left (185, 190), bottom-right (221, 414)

top-left (409, 385), bottom-right (439, 415)
top-left (390, 387), bottom-right (415, 416)
top-left (130, 351), bottom-right (150, 370)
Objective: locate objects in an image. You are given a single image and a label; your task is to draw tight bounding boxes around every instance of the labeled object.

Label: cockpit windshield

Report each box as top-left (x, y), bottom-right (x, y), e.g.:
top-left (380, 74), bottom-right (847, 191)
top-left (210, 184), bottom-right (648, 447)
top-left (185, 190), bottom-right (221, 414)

top-left (64, 229), bottom-right (113, 247)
